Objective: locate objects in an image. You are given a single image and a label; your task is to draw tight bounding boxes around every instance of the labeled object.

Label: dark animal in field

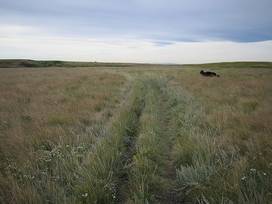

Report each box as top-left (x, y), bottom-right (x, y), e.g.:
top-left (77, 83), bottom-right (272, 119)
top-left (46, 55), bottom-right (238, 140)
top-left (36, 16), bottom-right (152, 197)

top-left (200, 70), bottom-right (220, 77)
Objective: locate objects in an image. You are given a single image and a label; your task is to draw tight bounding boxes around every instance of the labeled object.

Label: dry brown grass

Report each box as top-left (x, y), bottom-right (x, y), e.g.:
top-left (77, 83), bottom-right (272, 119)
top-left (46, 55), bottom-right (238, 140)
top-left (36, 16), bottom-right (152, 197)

top-left (0, 67), bottom-right (126, 169)
top-left (0, 64), bottom-right (271, 203)
top-left (169, 67), bottom-right (272, 158)
top-left (166, 67), bottom-right (272, 202)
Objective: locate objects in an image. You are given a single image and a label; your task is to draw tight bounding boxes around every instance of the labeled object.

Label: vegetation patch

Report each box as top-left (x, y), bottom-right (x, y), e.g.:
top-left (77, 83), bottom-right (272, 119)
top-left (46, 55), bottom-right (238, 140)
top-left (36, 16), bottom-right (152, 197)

top-left (0, 63), bottom-right (271, 203)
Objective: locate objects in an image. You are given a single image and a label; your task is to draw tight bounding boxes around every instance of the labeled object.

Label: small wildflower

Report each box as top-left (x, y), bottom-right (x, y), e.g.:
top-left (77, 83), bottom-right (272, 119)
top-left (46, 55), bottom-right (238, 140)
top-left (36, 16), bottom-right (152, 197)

top-left (82, 193), bottom-right (88, 198)
top-left (263, 172), bottom-right (267, 176)
top-left (241, 176), bottom-right (247, 181)
top-left (250, 168), bottom-right (256, 173)
top-left (44, 159), bottom-right (51, 162)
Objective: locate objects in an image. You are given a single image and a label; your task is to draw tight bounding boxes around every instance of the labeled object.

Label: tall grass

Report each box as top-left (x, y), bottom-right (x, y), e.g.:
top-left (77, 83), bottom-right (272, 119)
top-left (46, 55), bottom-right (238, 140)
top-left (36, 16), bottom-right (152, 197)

top-left (0, 68), bottom-right (127, 203)
top-left (0, 80), bottom-right (145, 203)
top-left (75, 81), bottom-right (146, 203)
top-left (125, 77), bottom-right (179, 203)
top-left (167, 68), bottom-right (272, 203)
top-left (0, 64), bottom-right (271, 203)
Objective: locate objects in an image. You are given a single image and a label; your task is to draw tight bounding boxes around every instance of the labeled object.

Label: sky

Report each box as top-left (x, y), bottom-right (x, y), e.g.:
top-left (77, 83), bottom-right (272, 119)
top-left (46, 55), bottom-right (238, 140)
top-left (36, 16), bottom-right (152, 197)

top-left (0, 0), bottom-right (272, 63)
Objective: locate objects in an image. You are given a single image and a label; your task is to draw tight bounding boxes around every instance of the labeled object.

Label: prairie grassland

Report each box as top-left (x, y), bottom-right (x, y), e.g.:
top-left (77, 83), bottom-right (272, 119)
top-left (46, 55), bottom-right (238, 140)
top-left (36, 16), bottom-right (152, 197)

top-left (0, 63), bottom-right (271, 204)
top-left (165, 67), bottom-right (272, 203)
top-left (0, 68), bottom-right (127, 203)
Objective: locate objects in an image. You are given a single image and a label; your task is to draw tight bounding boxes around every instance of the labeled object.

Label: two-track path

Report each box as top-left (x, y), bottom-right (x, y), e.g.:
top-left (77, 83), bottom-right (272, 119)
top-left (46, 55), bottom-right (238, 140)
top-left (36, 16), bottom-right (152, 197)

top-left (114, 76), bottom-right (180, 203)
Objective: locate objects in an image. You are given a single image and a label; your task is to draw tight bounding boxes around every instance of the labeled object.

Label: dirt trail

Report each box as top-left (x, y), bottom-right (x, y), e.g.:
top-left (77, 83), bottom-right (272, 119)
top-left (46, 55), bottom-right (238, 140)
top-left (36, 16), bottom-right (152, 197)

top-left (155, 86), bottom-right (180, 204)
top-left (118, 77), bottom-right (180, 203)
top-left (116, 105), bottom-right (145, 203)
top-left (115, 80), bottom-right (147, 203)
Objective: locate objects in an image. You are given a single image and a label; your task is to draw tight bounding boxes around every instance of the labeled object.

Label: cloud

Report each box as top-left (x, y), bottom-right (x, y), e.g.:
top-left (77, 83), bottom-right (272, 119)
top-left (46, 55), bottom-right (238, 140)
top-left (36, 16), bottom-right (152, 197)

top-left (153, 41), bottom-right (175, 47)
top-left (0, 0), bottom-right (271, 62)
top-left (0, 0), bottom-right (271, 42)
top-left (1, 33), bottom-right (271, 63)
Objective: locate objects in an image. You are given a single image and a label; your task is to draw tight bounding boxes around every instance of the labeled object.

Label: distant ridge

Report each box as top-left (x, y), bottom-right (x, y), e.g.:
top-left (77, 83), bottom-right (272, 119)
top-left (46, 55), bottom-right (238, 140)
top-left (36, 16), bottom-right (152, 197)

top-left (0, 59), bottom-right (144, 68)
top-left (0, 59), bottom-right (272, 68)
top-left (184, 61), bottom-right (272, 69)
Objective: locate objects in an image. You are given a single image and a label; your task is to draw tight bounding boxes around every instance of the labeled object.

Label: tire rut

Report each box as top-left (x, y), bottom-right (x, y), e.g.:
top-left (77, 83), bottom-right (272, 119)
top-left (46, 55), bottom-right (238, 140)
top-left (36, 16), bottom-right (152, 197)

top-left (155, 90), bottom-right (180, 204)
top-left (116, 78), bottom-right (180, 204)
top-left (115, 86), bottom-right (146, 204)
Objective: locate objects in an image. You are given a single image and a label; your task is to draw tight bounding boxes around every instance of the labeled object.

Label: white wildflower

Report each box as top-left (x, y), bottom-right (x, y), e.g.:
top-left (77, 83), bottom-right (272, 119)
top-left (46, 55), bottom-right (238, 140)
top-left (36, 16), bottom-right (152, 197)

top-left (82, 193), bottom-right (88, 198)
top-left (250, 168), bottom-right (256, 173)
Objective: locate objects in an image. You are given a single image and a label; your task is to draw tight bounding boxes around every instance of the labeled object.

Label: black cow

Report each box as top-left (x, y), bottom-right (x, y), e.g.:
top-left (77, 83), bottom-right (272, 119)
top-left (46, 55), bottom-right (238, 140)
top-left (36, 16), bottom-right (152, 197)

top-left (200, 70), bottom-right (220, 77)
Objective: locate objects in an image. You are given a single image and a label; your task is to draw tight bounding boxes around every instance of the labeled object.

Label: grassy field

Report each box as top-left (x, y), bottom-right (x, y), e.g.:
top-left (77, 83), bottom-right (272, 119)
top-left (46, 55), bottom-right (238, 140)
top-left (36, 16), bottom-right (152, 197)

top-left (0, 62), bottom-right (271, 203)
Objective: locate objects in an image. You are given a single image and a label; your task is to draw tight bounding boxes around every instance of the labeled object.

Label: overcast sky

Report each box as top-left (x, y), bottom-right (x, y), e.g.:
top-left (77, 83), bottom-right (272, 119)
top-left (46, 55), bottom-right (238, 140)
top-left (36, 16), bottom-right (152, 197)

top-left (0, 0), bottom-right (272, 63)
